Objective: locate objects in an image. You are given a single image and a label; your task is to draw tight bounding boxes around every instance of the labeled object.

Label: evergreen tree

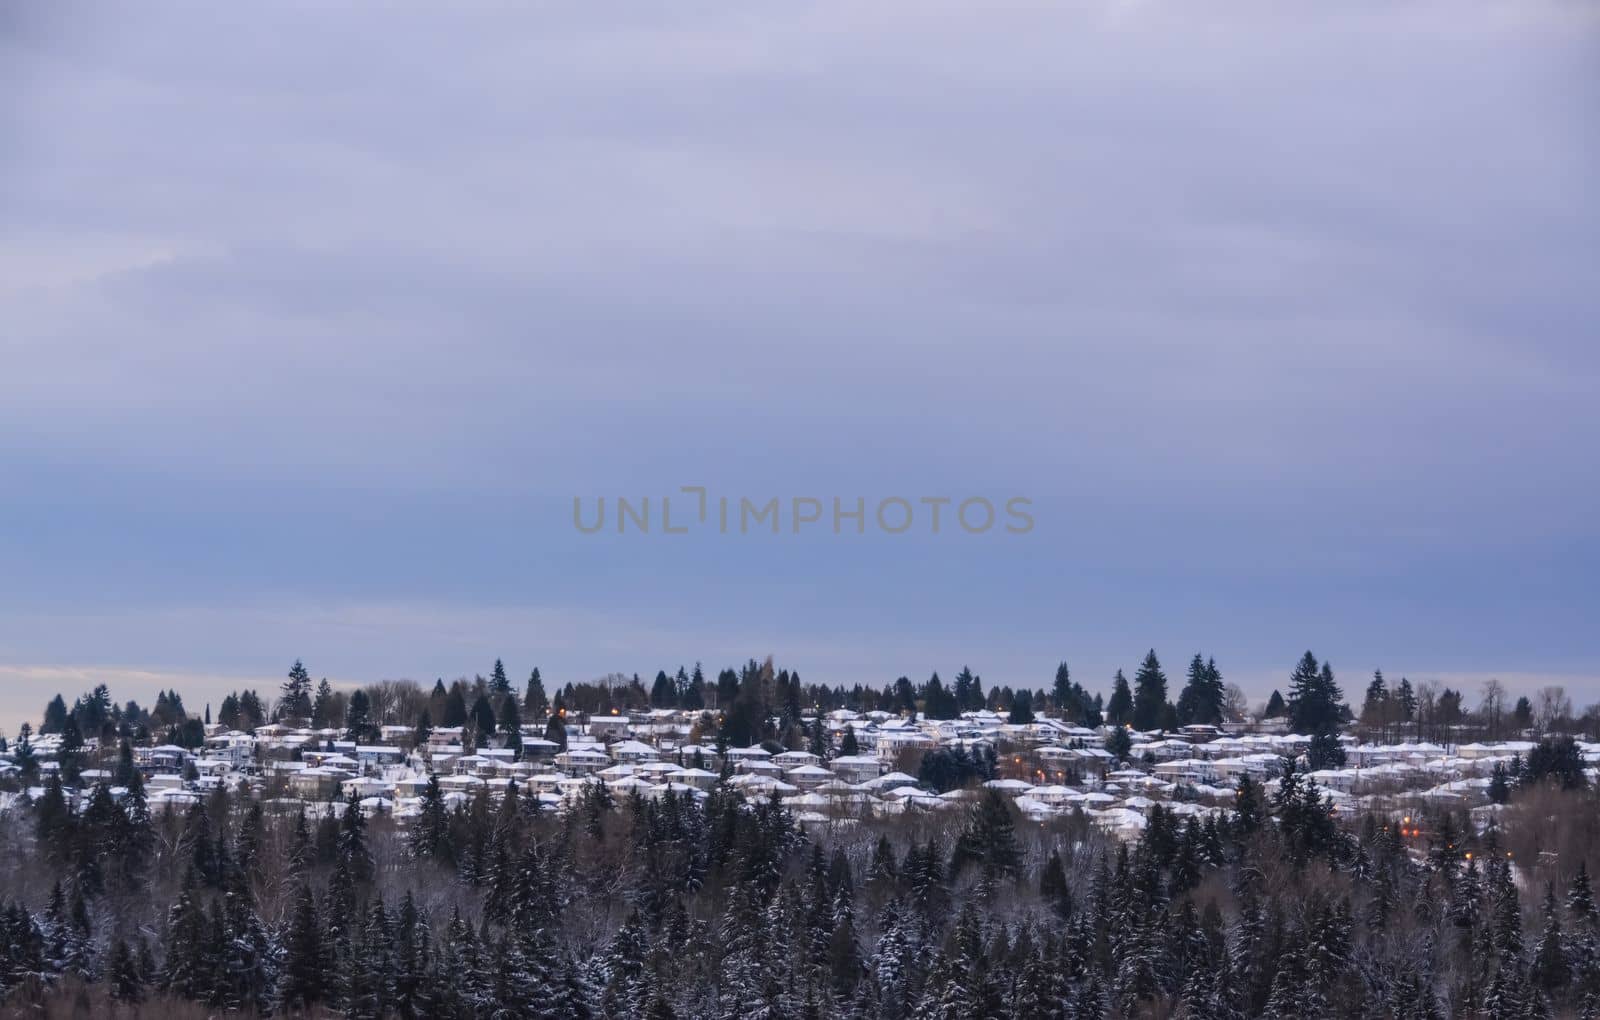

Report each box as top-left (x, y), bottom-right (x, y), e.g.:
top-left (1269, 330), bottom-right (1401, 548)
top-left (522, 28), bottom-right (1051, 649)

top-left (951, 790), bottom-right (1022, 880)
top-left (1008, 689), bottom-right (1035, 725)
top-left (1359, 671), bottom-right (1390, 734)
top-left (443, 684), bottom-right (469, 728)
top-left (41, 692), bottom-right (72, 736)
top-left (1286, 652), bottom-right (1345, 735)
top-left (1106, 670), bottom-right (1134, 727)
top-left (1263, 689), bottom-right (1287, 719)
top-left (525, 668), bottom-right (550, 718)
top-left (1523, 736), bottom-right (1587, 790)
top-left (108, 937), bottom-right (143, 1003)
top-left (1052, 662), bottom-right (1074, 716)
top-left (1105, 726), bottom-right (1132, 760)
top-left (500, 695), bottom-right (523, 758)
top-left (1531, 883), bottom-right (1569, 994)
top-left (1131, 650), bottom-right (1169, 731)
top-left (1176, 654), bottom-right (1225, 727)
top-left (280, 659), bottom-right (313, 722)
top-left (345, 688), bottom-right (375, 743)
top-left (839, 726), bottom-right (860, 757)
top-left (311, 678), bottom-right (337, 728)
top-left (410, 774), bottom-right (453, 863)
top-left (279, 884), bottom-right (324, 1011)
top-left (542, 711), bottom-right (569, 751)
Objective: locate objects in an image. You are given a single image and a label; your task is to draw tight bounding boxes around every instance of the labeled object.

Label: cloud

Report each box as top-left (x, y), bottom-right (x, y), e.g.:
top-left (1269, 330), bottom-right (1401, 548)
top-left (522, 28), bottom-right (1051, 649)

top-left (0, 0), bottom-right (1596, 702)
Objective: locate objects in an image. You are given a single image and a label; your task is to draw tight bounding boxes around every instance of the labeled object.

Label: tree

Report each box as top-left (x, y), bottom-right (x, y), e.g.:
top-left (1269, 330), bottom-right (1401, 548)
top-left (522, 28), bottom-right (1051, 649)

top-left (1488, 761), bottom-right (1511, 804)
top-left (1008, 690), bottom-right (1035, 725)
top-left (839, 726), bottom-right (860, 756)
top-left (13, 722), bottom-right (40, 785)
top-left (1234, 772), bottom-right (1266, 833)
top-left (1130, 651), bottom-right (1168, 731)
top-left (1523, 736), bottom-right (1586, 790)
top-left (1512, 696), bottom-right (1533, 732)
top-left (1479, 677), bottom-right (1507, 741)
top-left (410, 775), bottom-right (453, 863)
top-left (345, 689), bottom-right (375, 743)
top-left (1286, 652), bottom-right (1345, 735)
top-left (1176, 654), bottom-right (1225, 727)
top-left (41, 693), bottom-right (71, 735)
top-left (470, 694), bottom-right (497, 746)
top-left (490, 659), bottom-right (510, 696)
top-left (1106, 670), bottom-right (1133, 727)
top-left (280, 659), bottom-right (313, 722)
top-left (922, 673), bottom-right (958, 720)
top-left (108, 937), bottom-right (144, 1003)
top-left (1531, 884), bottom-right (1569, 993)
top-left (951, 790), bottom-right (1021, 879)
top-left (1222, 683), bottom-right (1250, 724)
top-left (1534, 685), bottom-right (1572, 734)
top-left (952, 667), bottom-right (984, 713)
top-left (311, 678), bottom-right (337, 729)
top-left (1263, 689), bottom-right (1287, 719)
top-left (525, 669), bottom-right (550, 718)
top-left (1360, 672), bottom-right (1391, 735)
top-left (56, 716), bottom-right (84, 784)
top-left (500, 696), bottom-right (523, 759)
top-left (1306, 732), bottom-right (1346, 770)
top-left (1052, 663), bottom-right (1073, 715)
top-left (544, 713), bottom-right (568, 751)
top-left (650, 671), bottom-right (675, 709)
top-left (1105, 726), bottom-right (1132, 760)
top-left (279, 884), bottom-right (324, 1010)
top-left (1394, 677), bottom-right (1417, 729)
top-left (443, 684), bottom-right (469, 728)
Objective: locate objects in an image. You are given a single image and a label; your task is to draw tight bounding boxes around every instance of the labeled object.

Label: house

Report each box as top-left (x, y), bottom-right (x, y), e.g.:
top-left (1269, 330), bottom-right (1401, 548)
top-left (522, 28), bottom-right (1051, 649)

top-left (874, 730), bottom-right (936, 761)
top-left (427, 727), bottom-right (466, 751)
top-left (520, 737), bottom-right (561, 762)
top-left (139, 745), bottom-right (191, 774)
top-left (829, 754), bottom-right (884, 784)
top-left (786, 764), bottom-right (833, 790)
top-left (771, 750), bottom-right (821, 770)
top-left (608, 740), bottom-right (660, 763)
top-left (588, 717), bottom-right (630, 741)
top-left (354, 745), bottom-right (405, 767)
top-left (554, 748), bottom-right (611, 777)
top-left (289, 767), bottom-right (349, 801)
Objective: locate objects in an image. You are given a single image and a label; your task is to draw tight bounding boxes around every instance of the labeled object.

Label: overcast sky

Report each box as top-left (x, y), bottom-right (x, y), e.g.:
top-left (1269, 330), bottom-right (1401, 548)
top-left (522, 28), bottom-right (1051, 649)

top-left (1, 1), bottom-right (1597, 733)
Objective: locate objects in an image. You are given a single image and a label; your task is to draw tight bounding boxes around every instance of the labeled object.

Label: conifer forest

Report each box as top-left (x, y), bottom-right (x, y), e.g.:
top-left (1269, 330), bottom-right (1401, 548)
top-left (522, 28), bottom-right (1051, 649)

top-left (3, 655), bottom-right (1600, 1019)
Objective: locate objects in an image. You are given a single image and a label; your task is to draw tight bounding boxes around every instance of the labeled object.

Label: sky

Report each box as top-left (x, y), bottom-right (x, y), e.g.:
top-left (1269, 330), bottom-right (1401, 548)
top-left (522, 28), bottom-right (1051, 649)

top-left (1, 1), bottom-right (1597, 734)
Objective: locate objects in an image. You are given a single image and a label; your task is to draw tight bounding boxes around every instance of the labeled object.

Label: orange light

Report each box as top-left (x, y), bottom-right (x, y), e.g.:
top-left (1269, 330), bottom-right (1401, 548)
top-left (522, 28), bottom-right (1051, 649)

top-left (1465, 852), bottom-right (1473, 860)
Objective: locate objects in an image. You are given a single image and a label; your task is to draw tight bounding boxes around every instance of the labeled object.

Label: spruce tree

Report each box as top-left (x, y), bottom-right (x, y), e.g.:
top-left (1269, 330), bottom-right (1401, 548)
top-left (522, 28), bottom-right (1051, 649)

top-left (1131, 650), bottom-right (1169, 731)
top-left (280, 659), bottom-right (313, 722)
top-left (1263, 689), bottom-right (1287, 719)
top-left (1106, 670), bottom-right (1134, 727)
top-left (525, 668), bottom-right (550, 718)
top-left (1286, 652), bottom-right (1345, 735)
top-left (279, 884), bottom-right (324, 1011)
top-left (500, 696), bottom-right (523, 759)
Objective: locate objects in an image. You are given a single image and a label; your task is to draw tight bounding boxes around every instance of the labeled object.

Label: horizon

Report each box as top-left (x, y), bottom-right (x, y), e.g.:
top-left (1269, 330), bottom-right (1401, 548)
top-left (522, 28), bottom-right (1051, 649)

top-left (2, 653), bottom-right (1591, 739)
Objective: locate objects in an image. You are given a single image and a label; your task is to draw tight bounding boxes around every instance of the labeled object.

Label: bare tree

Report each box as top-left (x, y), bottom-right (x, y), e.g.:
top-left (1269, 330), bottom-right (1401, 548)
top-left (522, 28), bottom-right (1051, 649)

top-left (1479, 678), bottom-right (1506, 741)
top-left (1415, 680), bottom-right (1439, 743)
top-left (1534, 685), bottom-right (1572, 734)
top-left (1222, 684), bottom-right (1250, 724)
